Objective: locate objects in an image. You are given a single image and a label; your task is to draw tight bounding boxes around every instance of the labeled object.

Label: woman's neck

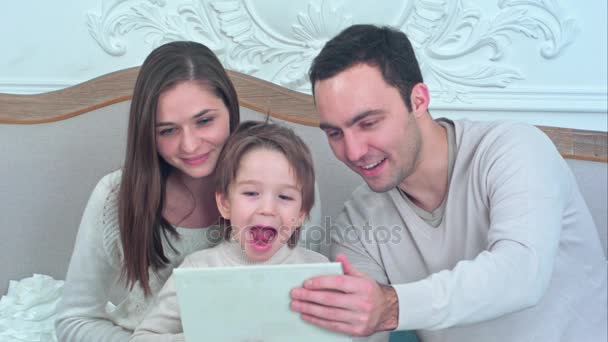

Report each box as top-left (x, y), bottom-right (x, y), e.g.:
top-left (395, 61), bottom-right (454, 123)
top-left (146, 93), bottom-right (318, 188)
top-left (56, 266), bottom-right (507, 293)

top-left (162, 171), bottom-right (220, 228)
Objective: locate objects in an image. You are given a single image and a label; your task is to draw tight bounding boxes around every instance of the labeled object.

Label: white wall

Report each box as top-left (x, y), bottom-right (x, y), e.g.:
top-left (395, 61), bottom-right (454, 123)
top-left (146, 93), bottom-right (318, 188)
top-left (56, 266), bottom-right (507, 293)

top-left (1, 0), bottom-right (606, 130)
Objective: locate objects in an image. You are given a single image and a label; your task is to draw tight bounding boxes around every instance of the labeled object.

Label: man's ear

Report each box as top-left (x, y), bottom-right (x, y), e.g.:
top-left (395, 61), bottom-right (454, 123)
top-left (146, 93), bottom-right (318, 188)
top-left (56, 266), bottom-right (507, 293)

top-left (215, 192), bottom-right (230, 220)
top-left (410, 83), bottom-right (430, 117)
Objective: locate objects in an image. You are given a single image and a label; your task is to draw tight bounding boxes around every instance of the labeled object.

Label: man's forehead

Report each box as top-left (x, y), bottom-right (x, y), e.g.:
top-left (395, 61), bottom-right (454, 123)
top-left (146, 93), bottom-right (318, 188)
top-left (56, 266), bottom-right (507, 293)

top-left (319, 110), bottom-right (382, 130)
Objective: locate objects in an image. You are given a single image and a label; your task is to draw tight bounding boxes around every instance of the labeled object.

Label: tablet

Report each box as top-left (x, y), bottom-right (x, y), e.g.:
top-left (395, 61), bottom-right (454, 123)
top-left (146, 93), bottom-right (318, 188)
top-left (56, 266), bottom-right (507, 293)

top-left (174, 262), bottom-right (351, 342)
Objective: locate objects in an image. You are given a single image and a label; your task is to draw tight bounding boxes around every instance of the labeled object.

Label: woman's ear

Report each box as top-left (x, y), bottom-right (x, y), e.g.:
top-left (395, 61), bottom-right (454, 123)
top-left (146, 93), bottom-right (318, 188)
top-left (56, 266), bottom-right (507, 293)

top-left (215, 192), bottom-right (231, 220)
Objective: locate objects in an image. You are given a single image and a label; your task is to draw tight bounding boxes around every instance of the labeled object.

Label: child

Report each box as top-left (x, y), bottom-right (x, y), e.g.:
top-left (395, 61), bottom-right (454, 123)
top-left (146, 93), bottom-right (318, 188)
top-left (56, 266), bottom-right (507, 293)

top-left (130, 121), bottom-right (328, 341)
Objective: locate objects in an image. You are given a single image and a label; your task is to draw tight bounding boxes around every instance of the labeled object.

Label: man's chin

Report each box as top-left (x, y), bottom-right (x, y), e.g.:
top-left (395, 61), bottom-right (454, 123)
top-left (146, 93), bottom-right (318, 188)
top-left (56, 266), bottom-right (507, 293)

top-left (363, 178), bottom-right (397, 193)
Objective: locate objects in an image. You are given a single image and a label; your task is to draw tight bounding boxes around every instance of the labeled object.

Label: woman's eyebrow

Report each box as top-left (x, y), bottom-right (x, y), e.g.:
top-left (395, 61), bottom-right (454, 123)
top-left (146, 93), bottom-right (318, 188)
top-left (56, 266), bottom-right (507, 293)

top-left (155, 109), bottom-right (216, 127)
top-left (191, 108), bottom-right (215, 119)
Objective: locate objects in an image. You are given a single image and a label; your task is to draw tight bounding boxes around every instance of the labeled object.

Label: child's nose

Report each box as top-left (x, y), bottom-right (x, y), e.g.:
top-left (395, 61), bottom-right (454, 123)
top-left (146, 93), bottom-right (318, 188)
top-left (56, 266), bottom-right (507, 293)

top-left (257, 195), bottom-right (276, 216)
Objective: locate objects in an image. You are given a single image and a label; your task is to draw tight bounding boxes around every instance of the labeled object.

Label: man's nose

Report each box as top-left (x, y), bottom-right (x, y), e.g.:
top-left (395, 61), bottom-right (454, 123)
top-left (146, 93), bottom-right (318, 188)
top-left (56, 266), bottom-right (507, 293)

top-left (344, 133), bottom-right (366, 162)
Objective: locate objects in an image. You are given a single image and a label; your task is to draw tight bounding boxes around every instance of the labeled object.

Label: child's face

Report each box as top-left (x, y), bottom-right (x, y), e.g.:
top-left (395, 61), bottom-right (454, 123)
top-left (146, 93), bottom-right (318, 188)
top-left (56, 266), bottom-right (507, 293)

top-left (216, 147), bottom-right (306, 262)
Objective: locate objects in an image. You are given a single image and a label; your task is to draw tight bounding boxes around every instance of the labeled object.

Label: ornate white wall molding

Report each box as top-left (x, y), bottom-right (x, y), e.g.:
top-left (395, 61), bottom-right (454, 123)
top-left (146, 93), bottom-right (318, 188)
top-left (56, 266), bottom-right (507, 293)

top-left (87, 0), bottom-right (225, 56)
top-left (1, 0), bottom-right (605, 129)
top-left (429, 89), bottom-right (607, 114)
top-left (405, 0), bottom-right (578, 102)
top-left (86, 0), bottom-right (579, 99)
top-left (0, 80), bottom-right (79, 95)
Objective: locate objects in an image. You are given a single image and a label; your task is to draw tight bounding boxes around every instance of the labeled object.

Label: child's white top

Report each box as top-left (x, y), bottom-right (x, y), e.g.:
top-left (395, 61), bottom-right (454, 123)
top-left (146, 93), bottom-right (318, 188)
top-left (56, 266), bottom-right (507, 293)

top-left (130, 241), bottom-right (328, 342)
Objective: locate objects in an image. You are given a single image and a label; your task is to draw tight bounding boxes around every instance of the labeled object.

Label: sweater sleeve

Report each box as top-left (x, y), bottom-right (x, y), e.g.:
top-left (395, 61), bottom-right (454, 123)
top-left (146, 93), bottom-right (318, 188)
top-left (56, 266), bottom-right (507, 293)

top-left (55, 172), bottom-right (132, 342)
top-left (330, 204), bottom-right (390, 285)
top-left (395, 124), bottom-right (570, 330)
top-left (130, 261), bottom-right (190, 342)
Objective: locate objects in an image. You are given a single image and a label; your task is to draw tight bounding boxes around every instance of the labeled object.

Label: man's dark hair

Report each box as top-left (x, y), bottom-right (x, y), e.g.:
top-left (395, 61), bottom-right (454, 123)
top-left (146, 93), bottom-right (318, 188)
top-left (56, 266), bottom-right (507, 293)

top-left (309, 24), bottom-right (423, 111)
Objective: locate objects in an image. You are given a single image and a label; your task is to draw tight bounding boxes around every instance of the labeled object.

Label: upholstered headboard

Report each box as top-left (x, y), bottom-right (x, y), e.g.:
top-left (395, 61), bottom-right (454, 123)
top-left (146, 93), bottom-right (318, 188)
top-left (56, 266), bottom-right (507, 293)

top-left (1, 68), bottom-right (606, 294)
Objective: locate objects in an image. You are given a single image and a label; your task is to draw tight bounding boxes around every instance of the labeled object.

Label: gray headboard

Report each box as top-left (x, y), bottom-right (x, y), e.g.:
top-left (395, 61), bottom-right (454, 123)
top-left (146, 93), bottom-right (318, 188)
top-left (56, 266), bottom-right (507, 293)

top-left (1, 68), bottom-right (606, 294)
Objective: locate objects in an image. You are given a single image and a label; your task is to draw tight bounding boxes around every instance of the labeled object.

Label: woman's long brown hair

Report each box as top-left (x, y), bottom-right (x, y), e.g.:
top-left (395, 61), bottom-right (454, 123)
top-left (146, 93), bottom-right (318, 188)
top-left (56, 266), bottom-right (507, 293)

top-left (118, 41), bottom-right (240, 296)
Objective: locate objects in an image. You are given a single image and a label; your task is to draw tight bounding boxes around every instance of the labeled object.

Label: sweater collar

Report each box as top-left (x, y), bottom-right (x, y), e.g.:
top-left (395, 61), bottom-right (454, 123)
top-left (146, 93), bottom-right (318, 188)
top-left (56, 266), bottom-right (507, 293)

top-left (219, 240), bottom-right (293, 266)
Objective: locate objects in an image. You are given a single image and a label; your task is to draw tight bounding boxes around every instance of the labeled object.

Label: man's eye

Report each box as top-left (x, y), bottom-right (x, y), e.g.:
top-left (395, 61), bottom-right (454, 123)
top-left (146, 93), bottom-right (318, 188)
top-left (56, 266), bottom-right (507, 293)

top-left (360, 120), bottom-right (377, 128)
top-left (326, 130), bottom-right (343, 139)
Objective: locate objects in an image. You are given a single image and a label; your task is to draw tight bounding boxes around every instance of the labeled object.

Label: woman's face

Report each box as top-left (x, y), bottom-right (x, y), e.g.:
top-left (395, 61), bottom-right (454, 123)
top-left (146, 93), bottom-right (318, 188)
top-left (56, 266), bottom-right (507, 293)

top-left (155, 80), bottom-right (231, 180)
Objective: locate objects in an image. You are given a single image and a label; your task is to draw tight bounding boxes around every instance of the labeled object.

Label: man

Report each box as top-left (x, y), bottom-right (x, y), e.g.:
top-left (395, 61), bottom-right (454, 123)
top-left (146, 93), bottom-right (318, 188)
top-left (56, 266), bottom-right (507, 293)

top-left (290, 24), bottom-right (607, 342)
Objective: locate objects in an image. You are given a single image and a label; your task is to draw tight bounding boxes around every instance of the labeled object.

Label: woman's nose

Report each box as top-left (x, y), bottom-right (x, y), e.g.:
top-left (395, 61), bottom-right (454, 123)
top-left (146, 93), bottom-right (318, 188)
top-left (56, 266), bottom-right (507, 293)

top-left (179, 128), bottom-right (198, 153)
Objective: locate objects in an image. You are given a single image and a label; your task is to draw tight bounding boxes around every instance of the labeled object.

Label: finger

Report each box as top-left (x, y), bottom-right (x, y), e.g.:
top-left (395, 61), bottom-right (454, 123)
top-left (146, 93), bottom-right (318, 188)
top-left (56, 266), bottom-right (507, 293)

top-left (290, 288), bottom-right (360, 311)
top-left (301, 313), bottom-right (372, 337)
top-left (300, 313), bottom-right (353, 335)
top-left (301, 274), bottom-right (365, 293)
top-left (336, 253), bottom-right (365, 278)
top-left (290, 298), bottom-right (359, 323)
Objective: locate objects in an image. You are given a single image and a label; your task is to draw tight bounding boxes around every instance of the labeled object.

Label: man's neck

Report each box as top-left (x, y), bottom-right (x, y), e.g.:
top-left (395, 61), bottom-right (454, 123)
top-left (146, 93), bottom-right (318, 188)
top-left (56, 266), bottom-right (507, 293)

top-left (398, 121), bottom-right (449, 212)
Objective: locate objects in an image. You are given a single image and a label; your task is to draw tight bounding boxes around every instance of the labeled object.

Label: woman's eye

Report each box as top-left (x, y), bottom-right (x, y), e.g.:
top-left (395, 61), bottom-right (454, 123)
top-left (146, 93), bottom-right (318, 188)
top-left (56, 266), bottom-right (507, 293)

top-left (158, 127), bottom-right (176, 136)
top-left (196, 117), bottom-right (213, 126)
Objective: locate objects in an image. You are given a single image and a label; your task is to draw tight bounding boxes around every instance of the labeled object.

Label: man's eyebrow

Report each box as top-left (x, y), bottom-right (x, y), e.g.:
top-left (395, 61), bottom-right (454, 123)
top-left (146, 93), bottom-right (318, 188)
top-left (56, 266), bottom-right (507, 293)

top-left (319, 122), bottom-right (337, 131)
top-left (155, 109), bottom-right (215, 127)
top-left (319, 110), bottom-right (383, 130)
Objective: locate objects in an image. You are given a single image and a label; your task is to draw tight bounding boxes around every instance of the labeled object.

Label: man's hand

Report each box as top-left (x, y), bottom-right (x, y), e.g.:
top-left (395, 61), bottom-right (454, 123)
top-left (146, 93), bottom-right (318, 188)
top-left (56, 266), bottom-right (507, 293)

top-left (290, 253), bottom-right (399, 336)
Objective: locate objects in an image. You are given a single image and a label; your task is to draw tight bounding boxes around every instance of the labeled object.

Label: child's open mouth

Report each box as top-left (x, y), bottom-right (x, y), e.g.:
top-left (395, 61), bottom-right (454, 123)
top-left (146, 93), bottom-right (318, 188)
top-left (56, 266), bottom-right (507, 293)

top-left (247, 226), bottom-right (277, 252)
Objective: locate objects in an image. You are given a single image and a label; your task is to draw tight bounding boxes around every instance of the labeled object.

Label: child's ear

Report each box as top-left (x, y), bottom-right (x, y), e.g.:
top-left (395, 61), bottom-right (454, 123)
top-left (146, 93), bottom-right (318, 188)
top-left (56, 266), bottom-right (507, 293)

top-left (215, 192), bottom-right (231, 220)
top-left (295, 210), bottom-right (307, 227)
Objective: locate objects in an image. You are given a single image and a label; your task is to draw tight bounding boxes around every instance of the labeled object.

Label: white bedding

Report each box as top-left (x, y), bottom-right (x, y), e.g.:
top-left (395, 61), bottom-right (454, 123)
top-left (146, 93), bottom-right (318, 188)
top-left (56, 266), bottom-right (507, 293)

top-left (0, 274), bottom-right (62, 342)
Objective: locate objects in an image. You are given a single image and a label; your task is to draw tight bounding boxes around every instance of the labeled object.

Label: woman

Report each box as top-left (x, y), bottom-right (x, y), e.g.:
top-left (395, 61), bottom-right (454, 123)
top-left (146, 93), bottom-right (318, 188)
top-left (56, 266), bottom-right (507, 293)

top-left (54, 41), bottom-right (241, 341)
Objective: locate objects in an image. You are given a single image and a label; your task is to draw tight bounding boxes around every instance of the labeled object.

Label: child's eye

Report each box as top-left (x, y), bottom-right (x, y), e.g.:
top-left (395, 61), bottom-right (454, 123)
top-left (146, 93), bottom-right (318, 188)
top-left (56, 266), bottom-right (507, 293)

top-left (278, 194), bottom-right (294, 201)
top-left (158, 127), bottom-right (176, 136)
top-left (243, 191), bottom-right (258, 197)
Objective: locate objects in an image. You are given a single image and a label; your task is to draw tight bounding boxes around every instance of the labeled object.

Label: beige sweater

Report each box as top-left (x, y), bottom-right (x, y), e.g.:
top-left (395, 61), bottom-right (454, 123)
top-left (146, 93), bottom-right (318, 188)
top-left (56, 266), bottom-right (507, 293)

top-left (130, 241), bottom-right (328, 342)
top-left (55, 171), bottom-right (223, 342)
top-left (55, 170), bottom-right (325, 342)
top-left (331, 119), bottom-right (607, 342)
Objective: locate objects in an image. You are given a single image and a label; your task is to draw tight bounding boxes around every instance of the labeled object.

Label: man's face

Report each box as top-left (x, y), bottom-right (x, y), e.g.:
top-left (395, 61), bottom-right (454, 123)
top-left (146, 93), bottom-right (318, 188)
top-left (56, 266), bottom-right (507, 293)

top-left (316, 63), bottom-right (422, 193)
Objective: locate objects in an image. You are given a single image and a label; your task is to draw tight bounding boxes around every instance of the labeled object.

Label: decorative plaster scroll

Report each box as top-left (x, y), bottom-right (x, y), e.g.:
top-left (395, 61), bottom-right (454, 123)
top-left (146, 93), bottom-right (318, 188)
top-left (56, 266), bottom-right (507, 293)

top-left (210, 0), bottom-right (352, 88)
top-left (409, 0), bottom-right (578, 101)
top-left (87, 0), bottom-right (224, 56)
top-left (86, 0), bottom-right (578, 102)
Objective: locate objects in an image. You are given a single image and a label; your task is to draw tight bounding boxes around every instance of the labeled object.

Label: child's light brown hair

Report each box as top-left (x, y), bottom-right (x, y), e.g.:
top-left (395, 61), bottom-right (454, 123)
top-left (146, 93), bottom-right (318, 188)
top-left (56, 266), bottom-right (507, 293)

top-left (214, 120), bottom-right (316, 247)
